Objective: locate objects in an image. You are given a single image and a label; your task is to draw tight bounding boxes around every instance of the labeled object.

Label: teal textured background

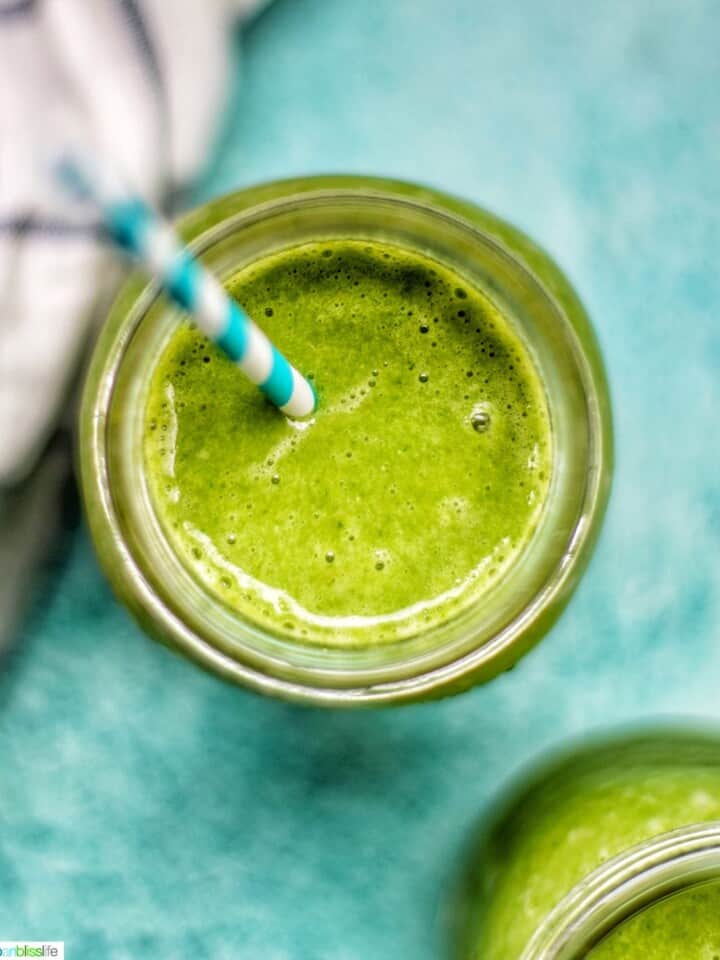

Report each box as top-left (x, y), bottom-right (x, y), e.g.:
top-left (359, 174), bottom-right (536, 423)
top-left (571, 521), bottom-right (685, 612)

top-left (2, 0), bottom-right (720, 956)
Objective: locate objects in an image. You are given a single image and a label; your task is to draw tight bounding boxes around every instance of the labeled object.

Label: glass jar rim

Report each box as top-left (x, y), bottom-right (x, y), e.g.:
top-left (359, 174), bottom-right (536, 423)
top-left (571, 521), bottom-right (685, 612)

top-left (79, 175), bottom-right (612, 704)
top-left (522, 821), bottom-right (720, 960)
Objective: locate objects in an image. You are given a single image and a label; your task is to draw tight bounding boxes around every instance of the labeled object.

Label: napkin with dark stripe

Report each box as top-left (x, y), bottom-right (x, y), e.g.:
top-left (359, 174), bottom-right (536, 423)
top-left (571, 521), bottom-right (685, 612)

top-left (0, 0), bottom-right (265, 651)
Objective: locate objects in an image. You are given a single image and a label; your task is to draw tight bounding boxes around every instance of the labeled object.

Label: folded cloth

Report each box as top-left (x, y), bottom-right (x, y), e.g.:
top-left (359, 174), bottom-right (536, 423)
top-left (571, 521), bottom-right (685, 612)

top-left (0, 0), bottom-right (266, 652)
top-left (0, 0), bottom-right (265, 487)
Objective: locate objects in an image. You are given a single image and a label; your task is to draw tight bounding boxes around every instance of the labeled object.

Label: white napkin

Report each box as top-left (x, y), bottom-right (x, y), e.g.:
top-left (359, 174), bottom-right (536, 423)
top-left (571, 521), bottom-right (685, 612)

top-left (0, 0), bottom-right (264, 487)
top-left (0, 0), bottom-right (266, 653)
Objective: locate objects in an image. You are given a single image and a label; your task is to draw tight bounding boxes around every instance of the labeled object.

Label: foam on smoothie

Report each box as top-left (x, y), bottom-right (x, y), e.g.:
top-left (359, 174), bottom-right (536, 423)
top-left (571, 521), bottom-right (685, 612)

top-left (143, 239), bottom-right (552, 646)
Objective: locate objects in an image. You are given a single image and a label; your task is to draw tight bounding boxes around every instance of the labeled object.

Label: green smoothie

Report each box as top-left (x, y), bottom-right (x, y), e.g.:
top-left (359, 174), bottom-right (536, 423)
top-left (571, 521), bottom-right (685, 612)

top-left (586, 880), bottom-right (720, 959)
top-left (143, 239), bottom-right (551, 646)
top-left (457, 734), bottom-right (720, 960)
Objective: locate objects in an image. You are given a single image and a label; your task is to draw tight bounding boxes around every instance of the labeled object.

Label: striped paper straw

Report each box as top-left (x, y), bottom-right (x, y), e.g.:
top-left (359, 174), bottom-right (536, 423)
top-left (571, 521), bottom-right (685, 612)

top-left (57, 158), bottom-right (316, 419)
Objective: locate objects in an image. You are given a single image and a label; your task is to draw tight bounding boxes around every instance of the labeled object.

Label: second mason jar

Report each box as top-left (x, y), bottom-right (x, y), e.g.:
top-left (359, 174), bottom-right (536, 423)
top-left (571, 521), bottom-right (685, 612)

top-left (454, 729), bottom-right (720, 959)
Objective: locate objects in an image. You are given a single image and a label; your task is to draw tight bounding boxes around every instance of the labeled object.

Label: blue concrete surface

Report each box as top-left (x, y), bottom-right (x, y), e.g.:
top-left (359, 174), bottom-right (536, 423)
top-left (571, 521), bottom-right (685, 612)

top-left (2, 0), bottom-right (720, 956)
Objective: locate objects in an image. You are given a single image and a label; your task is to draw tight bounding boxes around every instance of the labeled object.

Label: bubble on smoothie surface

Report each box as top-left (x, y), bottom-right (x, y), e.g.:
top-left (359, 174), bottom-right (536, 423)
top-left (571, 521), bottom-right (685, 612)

top-left (471, 405), bottom-right (491, 432)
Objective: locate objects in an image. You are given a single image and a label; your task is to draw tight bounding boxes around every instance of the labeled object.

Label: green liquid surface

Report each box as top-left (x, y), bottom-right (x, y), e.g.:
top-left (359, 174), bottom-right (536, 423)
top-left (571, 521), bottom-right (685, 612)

top-left (469, 740), bottom-right (720, 960)
top-left (586, 880), bottom-right (720, 959)
top-left (143, 239), bottom-right (551, 646)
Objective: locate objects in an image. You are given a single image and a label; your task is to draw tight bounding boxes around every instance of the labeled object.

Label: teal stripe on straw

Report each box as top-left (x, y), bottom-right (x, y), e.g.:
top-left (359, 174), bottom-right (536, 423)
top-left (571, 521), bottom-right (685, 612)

top-left (105, 199), bottom-right (150, 253)
top-left (166, 252), bottom-right (200, 311)
top-left (217, 300), bottom-right (249, 361)
top-left (261, 347), bottom-right (294, 407)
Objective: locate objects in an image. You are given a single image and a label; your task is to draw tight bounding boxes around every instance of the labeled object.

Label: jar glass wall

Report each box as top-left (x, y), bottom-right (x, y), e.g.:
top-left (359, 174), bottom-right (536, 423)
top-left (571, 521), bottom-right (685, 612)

top-left (79, 176), bottom-right (612, 705)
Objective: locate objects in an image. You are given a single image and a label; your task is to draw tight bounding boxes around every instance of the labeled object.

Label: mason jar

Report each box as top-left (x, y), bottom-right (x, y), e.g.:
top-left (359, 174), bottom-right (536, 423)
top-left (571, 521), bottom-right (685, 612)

top-left (79, 175), bottom-right (612, 705)
top-left (453, 730), bottom-right (720, 958)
